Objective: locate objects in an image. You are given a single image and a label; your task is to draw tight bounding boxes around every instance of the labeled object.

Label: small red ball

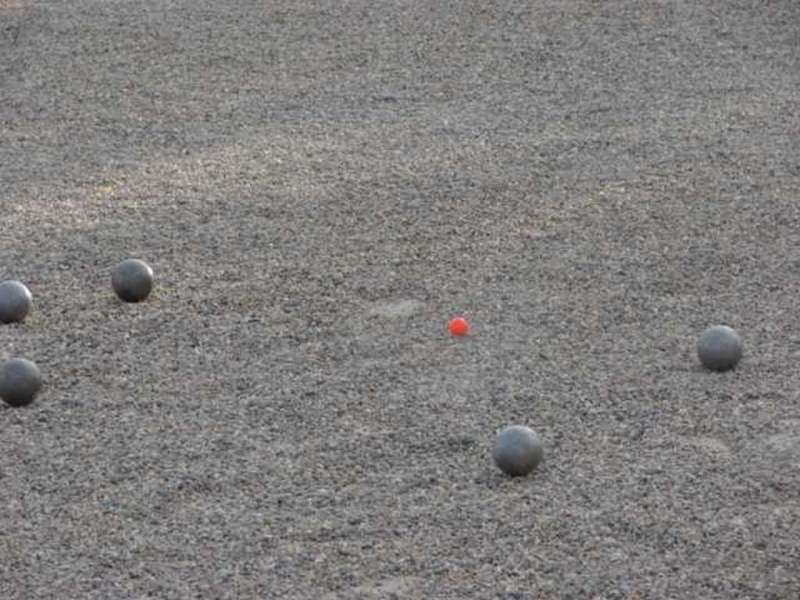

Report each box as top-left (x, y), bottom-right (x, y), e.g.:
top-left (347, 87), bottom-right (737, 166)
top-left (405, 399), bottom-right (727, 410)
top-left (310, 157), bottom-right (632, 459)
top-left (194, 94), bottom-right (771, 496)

top-left (448, 317), bottom-right (470, 337)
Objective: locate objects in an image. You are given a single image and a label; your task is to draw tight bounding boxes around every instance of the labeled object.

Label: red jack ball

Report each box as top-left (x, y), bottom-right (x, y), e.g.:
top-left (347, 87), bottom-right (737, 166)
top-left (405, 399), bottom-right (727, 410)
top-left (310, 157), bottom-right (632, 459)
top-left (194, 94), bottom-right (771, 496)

top-left (448, 316), bottom-right (470, 337)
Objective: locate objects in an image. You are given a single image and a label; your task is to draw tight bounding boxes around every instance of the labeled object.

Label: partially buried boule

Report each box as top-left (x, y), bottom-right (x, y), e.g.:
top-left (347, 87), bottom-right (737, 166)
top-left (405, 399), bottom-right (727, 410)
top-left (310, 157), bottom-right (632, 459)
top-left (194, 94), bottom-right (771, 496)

top-left (0, 280), bottom-right (33, 324)
top-left (697, 325), bottom-right (742, 372)
top-left (0, 358), bottom-right (42, 407)
top-left (112, 259), bottom-right (154, 303)
top-left (493, 425), bottom-right (544, 477)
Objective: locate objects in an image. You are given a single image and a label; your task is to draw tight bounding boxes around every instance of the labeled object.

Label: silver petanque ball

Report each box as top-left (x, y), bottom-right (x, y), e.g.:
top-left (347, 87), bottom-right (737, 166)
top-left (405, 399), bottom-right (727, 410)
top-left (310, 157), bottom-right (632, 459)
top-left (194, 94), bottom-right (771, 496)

top-left (0, 280), bottom-right (32, 324)
top-left (697, 325), bottom-right (742, 372)
top-left (112, 259), bottom-right (154, 303)
top-left (492, 425), bottom-right (544, 477)
top-left (0, 357), bottom-right (43, 407)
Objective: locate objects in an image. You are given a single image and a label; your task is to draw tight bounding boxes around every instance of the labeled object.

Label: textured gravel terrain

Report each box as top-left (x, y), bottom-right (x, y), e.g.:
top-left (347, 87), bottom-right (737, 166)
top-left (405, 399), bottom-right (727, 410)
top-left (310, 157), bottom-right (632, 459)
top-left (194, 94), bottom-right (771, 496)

top-left (1, 1), bottom-right (799, 598)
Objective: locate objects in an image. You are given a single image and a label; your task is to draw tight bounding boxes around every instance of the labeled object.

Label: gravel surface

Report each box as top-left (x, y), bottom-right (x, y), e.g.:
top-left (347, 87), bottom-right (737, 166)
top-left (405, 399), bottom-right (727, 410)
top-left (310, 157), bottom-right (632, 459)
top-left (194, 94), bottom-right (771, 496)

top-left (2, 1), bottom-right (799, 598)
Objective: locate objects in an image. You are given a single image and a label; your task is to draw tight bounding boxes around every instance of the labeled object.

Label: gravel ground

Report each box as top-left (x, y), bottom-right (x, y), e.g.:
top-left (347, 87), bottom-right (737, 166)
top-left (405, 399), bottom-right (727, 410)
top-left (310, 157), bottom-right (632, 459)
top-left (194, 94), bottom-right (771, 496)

top-left (2, 1), bottom-right (799, 598)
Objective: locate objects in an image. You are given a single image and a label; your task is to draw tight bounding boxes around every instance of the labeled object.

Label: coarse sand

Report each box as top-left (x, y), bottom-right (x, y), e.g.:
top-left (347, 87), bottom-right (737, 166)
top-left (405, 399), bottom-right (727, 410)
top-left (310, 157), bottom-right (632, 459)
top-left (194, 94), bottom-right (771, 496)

top-left (1, 1), bottom-right (799, 598)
